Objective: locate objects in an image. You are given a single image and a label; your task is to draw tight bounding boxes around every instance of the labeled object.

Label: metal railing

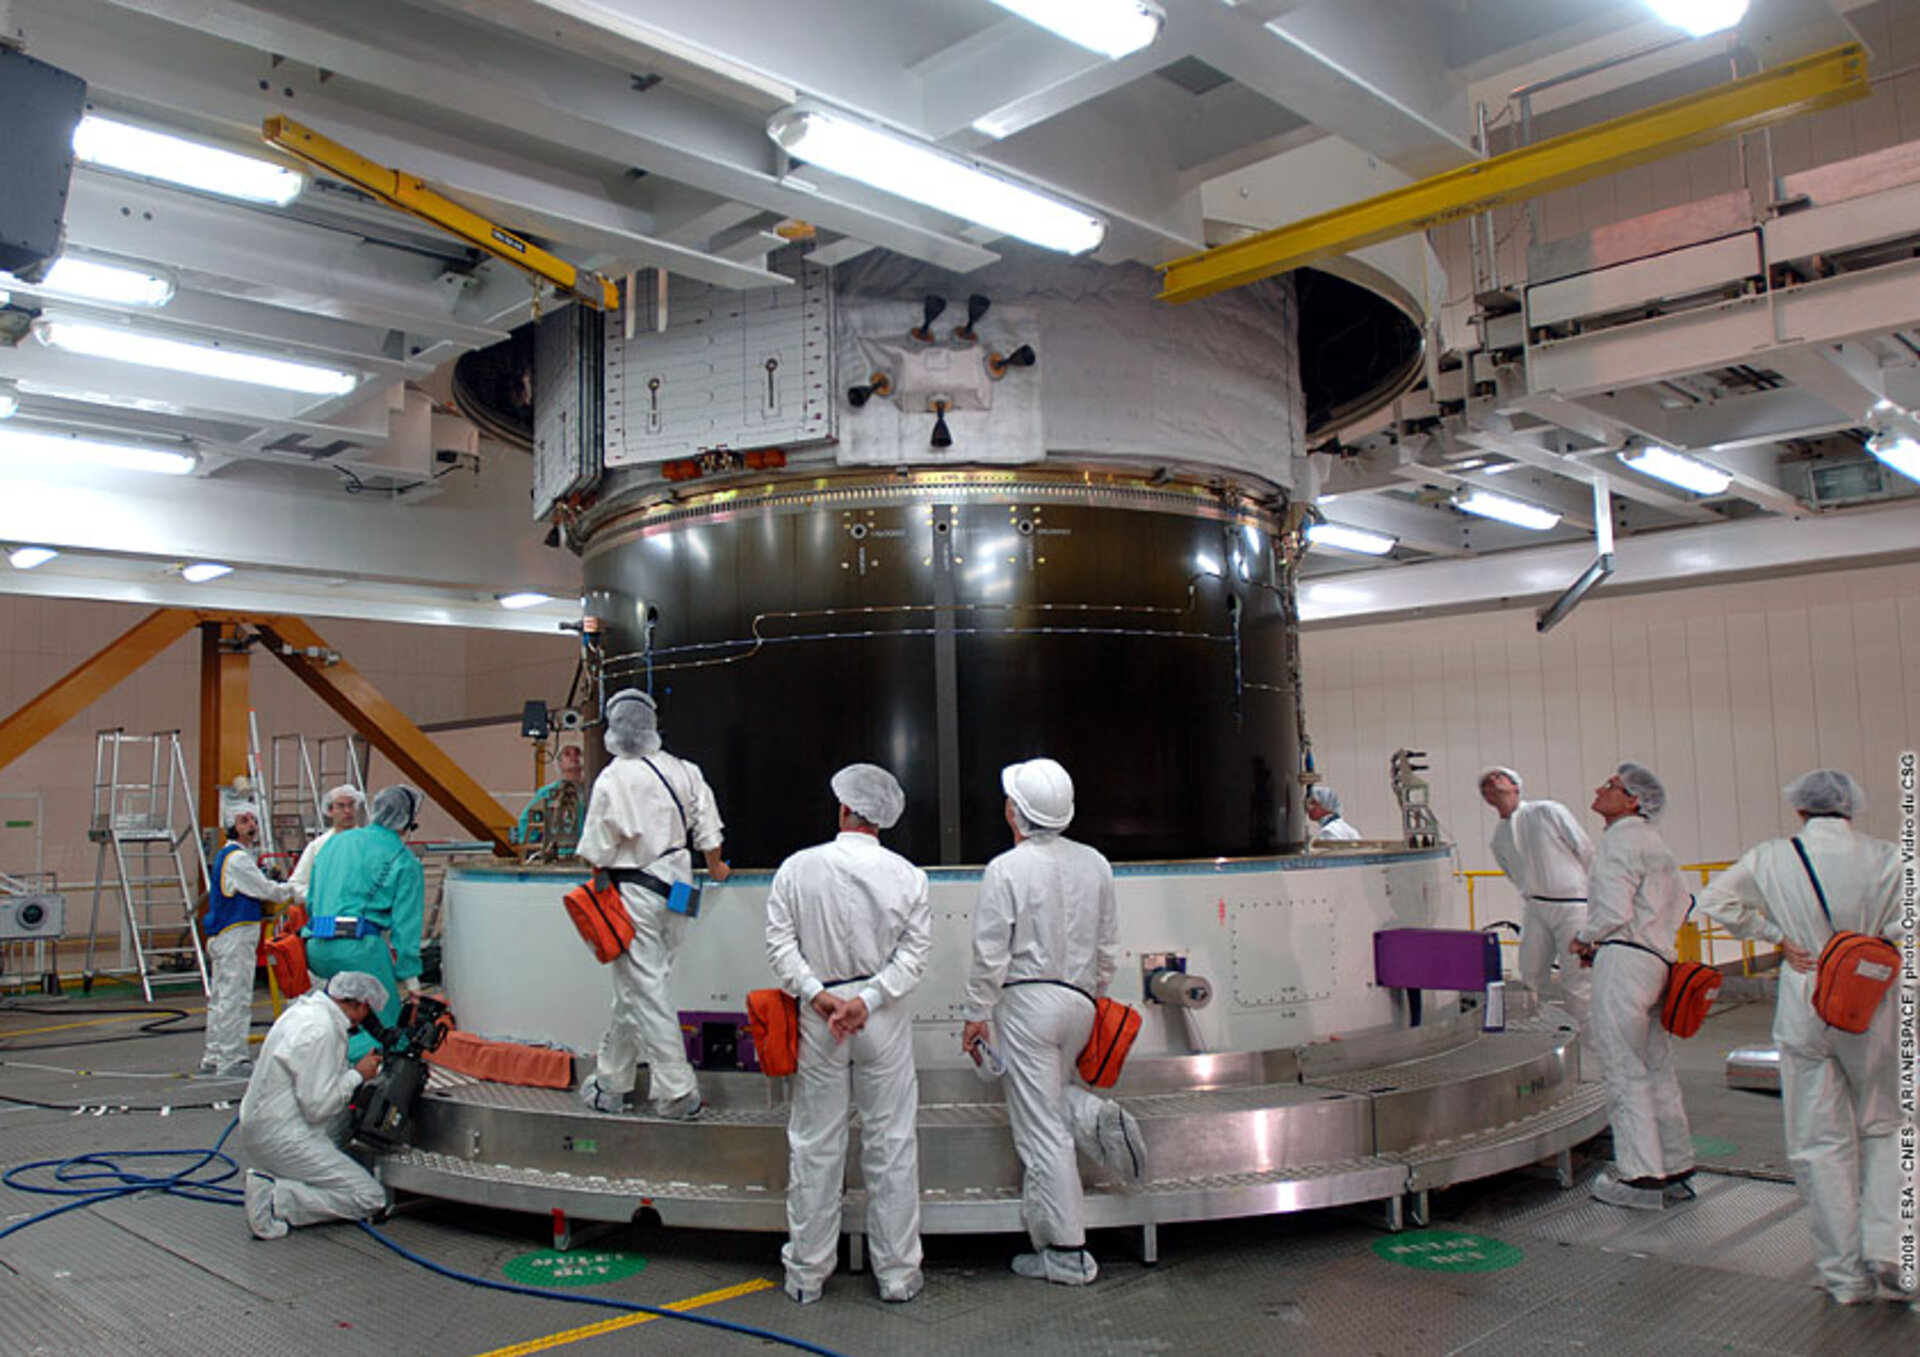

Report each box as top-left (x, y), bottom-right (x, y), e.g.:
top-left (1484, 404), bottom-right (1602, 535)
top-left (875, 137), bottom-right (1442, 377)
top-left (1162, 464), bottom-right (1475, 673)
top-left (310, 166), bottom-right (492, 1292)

top-left (1459, 860), bottom-right (1767, 976)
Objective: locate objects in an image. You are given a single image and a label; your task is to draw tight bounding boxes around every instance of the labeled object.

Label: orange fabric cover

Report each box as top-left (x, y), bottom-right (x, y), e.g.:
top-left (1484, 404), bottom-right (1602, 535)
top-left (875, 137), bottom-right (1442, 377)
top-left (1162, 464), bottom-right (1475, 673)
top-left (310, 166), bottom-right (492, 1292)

top-left (1076, 996), bottom-right (1142, 1088)
top-left (425, 1030), bottom-right (574, 1089)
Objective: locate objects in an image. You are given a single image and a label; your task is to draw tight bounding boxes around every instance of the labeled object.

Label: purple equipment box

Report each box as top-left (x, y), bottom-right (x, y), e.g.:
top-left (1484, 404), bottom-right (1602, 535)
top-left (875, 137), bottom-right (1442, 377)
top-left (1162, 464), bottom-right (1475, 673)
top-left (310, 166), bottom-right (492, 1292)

top-left (1373, 928), bottom-right (1501, 991)
top-left (680, 1009), bottom-right (760, 1072)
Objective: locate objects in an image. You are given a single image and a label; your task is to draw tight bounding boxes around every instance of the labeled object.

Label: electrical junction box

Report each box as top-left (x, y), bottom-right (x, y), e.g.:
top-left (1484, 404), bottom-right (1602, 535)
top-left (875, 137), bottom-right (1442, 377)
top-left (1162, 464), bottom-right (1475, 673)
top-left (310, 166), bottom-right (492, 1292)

top-left (0, 46), bottom-right (87, 277)
top-left (0, 893), bottom-right (65, 941)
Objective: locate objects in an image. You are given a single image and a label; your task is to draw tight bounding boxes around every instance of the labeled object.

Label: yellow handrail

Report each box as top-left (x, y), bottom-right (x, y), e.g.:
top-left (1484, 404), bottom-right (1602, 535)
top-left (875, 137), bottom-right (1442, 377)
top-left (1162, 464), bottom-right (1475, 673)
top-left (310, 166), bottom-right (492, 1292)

top-left (1456, 860), bottom-right (1769, 976)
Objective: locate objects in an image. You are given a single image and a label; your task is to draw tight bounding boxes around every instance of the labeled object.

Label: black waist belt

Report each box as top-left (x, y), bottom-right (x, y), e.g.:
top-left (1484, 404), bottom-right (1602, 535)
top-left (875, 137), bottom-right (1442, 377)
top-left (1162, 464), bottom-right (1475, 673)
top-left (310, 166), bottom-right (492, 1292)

top-left (1597, 938), bottom-right (1670, 965)
top-left (1002, 978), bottom-right (1095, 1005)
top-left (822, 974), bottom-right (874, 988)
top-left (607, 866), bottom-right (674, 899)
top-left (1533, 896), bottom-right (1588, 904)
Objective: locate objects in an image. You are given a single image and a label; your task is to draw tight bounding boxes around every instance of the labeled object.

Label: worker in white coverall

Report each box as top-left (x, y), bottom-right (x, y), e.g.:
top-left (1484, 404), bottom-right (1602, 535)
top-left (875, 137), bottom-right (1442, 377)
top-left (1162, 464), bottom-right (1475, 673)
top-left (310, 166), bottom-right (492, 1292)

top-left (240, 971), bottom-right (389, 1239)
top-left (1479, 767), bottom-right (1594, 1026)
top-left (1569, 763), bottom-right (1695, 1211)
top-left (1306, 787), bottom-right (1361, 844)
top-left (288, 785), bottom-right (367, 904)
top-left (199, 809), bottom-right (295, 1078)
top-left (1696, 769), bottom-right (1910, 1306)
top-left (576, 689), bottom-right (729, 1120)
top-left (961, 758), bottom-right (1147, 1287)
top-left (765, 764), bottom-right (931, 1305)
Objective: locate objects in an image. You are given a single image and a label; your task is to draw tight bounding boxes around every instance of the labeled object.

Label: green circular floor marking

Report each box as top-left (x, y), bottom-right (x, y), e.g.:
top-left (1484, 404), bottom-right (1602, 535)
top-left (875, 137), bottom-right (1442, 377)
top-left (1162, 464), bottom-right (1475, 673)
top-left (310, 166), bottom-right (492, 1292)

top-left (1692, 1134), bottom-right (1739, 1158)
top-left (1373, 1229), bottom-right (1522, 1273)
top-left (502, 1248), bottom-right (647, 1288)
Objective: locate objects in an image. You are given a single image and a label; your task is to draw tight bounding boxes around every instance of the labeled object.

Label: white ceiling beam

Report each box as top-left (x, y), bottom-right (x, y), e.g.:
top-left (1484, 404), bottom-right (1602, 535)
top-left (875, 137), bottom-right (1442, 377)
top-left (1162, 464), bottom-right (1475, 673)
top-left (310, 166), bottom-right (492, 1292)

top-left (1456, 419), bottom-right (1721, 523)
top-left (1180, 0), bottom-right (1477, 177)
top-left (0, 461), bottom-right (578, 595)
top-left (87, 0), bottom-right (1001, 274)
top-left (1300, 495), bottom-right (1920, 627)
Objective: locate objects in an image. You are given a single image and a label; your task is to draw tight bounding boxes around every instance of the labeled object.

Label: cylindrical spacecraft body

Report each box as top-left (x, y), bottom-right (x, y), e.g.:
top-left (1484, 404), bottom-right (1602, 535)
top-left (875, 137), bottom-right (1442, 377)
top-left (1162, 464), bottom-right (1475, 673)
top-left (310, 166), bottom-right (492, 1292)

top-left (577, 250), bottom-right (1309, 867)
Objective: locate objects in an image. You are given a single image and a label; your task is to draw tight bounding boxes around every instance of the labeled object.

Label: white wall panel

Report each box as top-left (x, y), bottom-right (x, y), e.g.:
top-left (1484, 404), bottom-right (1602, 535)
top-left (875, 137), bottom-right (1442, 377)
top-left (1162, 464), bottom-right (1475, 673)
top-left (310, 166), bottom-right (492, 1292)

top-left (1300, 559), bottom-right (1920, 871)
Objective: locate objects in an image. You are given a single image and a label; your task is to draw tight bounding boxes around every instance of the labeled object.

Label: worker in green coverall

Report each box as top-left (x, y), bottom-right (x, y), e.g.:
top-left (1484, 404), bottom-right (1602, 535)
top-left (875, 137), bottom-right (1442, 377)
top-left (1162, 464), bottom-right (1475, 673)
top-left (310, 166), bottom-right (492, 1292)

top-left (303, 785), bottom-right (426, 1060)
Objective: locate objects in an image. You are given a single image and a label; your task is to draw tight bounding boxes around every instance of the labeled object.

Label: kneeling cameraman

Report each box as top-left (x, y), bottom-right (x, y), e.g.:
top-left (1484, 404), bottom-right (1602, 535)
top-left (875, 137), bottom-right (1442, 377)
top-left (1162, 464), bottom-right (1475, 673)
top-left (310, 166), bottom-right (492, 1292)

top-left (241, 971), bottom-right (390, 1240)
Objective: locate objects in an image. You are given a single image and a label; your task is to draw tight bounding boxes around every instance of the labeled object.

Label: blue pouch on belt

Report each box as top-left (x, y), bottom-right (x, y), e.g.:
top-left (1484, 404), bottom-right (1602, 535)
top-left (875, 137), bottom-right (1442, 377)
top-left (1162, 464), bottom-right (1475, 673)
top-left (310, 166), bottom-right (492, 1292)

top-left (306, 915), bottom-right (369, 940)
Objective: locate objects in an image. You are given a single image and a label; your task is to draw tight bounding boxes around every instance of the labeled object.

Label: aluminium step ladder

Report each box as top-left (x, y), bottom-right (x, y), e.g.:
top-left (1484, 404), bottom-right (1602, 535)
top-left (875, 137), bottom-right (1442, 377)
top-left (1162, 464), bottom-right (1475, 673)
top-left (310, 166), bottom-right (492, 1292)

top-left (82, 730), bottom-right (211, 1001)
top-left (265, 731), bottom-right (368, 859)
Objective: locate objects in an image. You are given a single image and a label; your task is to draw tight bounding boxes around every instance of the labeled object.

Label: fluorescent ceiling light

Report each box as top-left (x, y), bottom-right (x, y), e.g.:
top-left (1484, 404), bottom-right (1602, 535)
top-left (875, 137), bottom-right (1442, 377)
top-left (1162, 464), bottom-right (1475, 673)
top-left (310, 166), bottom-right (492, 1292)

top-left (9, 546), bottom-right (58, 570)
top-left (73, 115), bottom-right (303, 206)
top-left (986, 0), bottom-right (1164, 60)
top-left (497, 591), bottom-right (553, 610)
top-left (1645, 1), bottom-right (1749, 38)
top-left (1866, 429), bottom-right (1920, 483)
top-left (1618, 445), bottom-right (1732, 495)
top-left (1454, 488), bottom-right (1561, 530)
top-left (5, 256), bottom-right (175, 308)
top-left (0, 426), bottom-right (196, 476)
top-left (1306, 522), bottom-right (1397, 556)
top-left (38, 320), bottom-right (358, 396)
top-left (768, 106), bottom-right (1106, 254)
top-left (181, 562), bottom-right (233, 583)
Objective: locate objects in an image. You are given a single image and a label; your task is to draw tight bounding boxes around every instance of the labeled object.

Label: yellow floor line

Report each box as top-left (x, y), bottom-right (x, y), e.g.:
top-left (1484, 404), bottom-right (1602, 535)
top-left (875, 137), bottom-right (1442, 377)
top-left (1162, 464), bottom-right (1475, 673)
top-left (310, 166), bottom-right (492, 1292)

top-left (472, 1277), bottom-right (777, 1357)
top-left (0, 1005), bottom-right (210, 1038)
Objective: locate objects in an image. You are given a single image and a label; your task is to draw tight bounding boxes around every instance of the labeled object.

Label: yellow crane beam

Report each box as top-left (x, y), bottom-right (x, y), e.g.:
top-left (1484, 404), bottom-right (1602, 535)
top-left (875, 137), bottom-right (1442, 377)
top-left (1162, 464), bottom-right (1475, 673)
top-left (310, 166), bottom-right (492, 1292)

top-left (0, 608), bottom-right (202, 772)
top-left (263, 115), bottom-right (619, 311)
top-left (1158, 42), bottom-right (1868, 305)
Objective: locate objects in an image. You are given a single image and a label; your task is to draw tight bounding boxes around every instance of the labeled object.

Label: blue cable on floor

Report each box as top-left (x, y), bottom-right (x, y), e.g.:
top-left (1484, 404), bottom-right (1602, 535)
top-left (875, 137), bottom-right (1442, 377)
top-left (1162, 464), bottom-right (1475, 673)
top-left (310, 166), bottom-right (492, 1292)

top-left (357, 1221), bottom-right (849, 1357)
top-left (1, 1116), bottom-right (845, 1356)
top-left (0, 1116), bottom-right (243, 1241)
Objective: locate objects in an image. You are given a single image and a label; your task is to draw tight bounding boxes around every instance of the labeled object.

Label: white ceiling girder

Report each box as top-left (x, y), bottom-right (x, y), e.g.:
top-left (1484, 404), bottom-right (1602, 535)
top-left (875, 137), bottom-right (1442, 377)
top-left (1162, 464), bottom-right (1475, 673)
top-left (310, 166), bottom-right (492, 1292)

top-left (916, 16), bottom-right (1136, 141)
top-left (1300, 494), bottom-right (1920, 627)
top-left (1456, 423), bottom-right (1720, 523)
top-left (20, 0), bottom-right (778, 292)
top-left (0, 344), bottom-right (383, 431)
top-left (1183, 0), bottom-right (1477, 176)
top-left (1505, 390), bottom-right (1810, 516)
top-left (92, 0), bottom-right (1001, 275)
top-left (1526, 257), bottom-right (1920, 400)
top-left (0, 464), bottom-right (578, 595)
top-left (59, 174), bottom-right (514, 349)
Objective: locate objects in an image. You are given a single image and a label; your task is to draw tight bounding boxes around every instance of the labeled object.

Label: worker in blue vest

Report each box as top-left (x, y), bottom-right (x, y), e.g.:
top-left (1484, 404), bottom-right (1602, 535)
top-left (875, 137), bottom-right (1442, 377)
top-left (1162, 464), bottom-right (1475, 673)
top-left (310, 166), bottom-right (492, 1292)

top-left (200, 807), bottom-right (295, 1078)
top-left (303, 785), bottom-right (426, 1060)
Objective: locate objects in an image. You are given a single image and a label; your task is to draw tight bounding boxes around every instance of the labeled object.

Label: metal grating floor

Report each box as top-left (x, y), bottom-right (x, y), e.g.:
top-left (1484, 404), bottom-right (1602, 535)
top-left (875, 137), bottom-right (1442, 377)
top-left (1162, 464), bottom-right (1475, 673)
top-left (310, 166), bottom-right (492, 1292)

top-left (3, 993), bottom-right (1912, 1356)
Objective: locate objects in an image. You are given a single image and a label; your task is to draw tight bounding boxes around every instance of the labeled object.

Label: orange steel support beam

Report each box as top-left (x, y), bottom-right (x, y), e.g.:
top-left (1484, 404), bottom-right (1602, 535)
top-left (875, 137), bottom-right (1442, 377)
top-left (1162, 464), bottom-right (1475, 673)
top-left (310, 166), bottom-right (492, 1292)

top-left (251, 616), bottom-right (516, 855)
top-left (0, 608), bottom-right (201, 773)
top-left (198, 622), bottom-right (253, 829)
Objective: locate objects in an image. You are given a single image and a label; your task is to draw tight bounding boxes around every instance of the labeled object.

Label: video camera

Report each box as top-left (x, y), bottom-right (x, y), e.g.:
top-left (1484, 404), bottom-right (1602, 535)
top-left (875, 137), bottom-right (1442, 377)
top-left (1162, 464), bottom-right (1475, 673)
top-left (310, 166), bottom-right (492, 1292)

top-left (349, 992), bottom-right (452, 1150)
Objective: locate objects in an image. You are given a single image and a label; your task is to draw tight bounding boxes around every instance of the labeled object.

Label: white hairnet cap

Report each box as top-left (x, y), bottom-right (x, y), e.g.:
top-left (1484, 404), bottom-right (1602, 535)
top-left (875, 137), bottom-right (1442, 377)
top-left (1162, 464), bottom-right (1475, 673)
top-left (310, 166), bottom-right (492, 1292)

top-left (1002, 758), bottom-right (1074, 831)
top-left (1310, 786), bottom-right (1343, 815)
top-left (1784, 768), bottom-right (1864, 818)
top-left (325, 785), bottom-right (369, 825)
top-left (604, 689), bottom-right (662, 758)
top-left (1478, 766), bottom-right (1523, 793)
top-left (831, 763), bottom-right (905, 830)
top-left (326, 971), bottom-right (390, 1011)
top-left (370, 786), bottom-right (420, 832)
top-left (1615, 762), bottom-right (1667, 821)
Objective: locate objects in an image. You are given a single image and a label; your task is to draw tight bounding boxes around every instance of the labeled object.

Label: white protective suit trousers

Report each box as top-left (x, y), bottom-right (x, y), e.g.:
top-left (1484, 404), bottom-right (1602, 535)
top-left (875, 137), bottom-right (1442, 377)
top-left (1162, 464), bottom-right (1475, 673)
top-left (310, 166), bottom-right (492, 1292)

top-left (202, 926), bottom-right (259, 1068)
top-left (782, 986), bottom-right (922, 1296)
top-left (1780, 1003), bottom-right (1900, 1292)
top-left (241, 1111), bottom-right (387, 1228)
top-left (1589, 946), bottom-right (1693, 1182)
top-left (997, 983), bottom-right (1098, 1252)
top-left (591, 884), bottom-right (697, 1106)
top-left (1518, 899), bottom-right (1591, 1026)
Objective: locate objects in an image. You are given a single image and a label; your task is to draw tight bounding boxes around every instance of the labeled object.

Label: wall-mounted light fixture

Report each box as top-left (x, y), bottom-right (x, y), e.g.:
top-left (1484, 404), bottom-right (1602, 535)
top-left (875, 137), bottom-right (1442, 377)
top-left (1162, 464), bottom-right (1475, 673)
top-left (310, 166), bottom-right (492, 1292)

top-left (986, 0), bottom-right (1165, 60)
top-left (1306, 522), bottom-right (1397, 556)
top-left (767, 105), bottom-right (1106, 254)
top-left (1454, 488), bottom-right (1561, 530)
top-left (1618, 444), bottom-right (1732, 495)
top-left (181, 561), bottom-right (233, 583)
top-left (38, 320), bottom-right (358, 396)
top-left (8, 546), bottom-right (58, 570)
top-left (74, 114), bottom-right (304, 206)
